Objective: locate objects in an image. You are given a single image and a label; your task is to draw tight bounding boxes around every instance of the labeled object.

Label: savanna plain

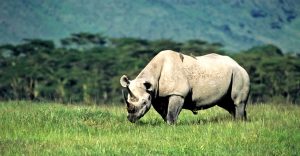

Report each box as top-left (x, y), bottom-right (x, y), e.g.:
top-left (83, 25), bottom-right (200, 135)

top-left (0, 101), bottom-right (299, 155)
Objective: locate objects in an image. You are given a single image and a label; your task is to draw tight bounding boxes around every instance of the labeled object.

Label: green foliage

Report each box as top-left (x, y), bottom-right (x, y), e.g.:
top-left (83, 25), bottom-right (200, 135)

top-left (232, 44), bottom-right (300, 103)
top-left (0, 34), bottom-right (299, 104)
top-left (0, 101), bottom-right (300, 155)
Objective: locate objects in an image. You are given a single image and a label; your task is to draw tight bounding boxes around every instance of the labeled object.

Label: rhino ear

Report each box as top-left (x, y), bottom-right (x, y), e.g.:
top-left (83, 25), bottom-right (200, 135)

top-left (144, 81), bottom-right (153, 92)
top-left (120, 75), bottom-right (130, 87)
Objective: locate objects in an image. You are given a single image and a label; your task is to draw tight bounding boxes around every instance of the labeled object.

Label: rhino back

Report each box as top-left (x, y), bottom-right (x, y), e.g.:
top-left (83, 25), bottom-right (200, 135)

top-left (185, 54), bottom-right (235, 105)
top-left (157, 51), bottom-right (247, 107)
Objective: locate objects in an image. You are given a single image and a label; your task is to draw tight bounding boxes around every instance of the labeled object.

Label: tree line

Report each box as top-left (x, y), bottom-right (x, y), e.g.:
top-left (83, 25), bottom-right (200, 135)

top-left (0, 33), bottom-right (299, 104)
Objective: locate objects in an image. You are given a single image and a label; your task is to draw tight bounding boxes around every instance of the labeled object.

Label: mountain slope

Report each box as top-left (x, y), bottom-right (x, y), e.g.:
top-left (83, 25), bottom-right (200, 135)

top-left (0, 0), bottom-right (300, 52)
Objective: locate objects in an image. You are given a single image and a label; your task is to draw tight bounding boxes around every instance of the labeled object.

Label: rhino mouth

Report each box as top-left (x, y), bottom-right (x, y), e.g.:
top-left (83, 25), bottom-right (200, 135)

top-left (122, 89), bottom-right (152, 123)
top-left (127, 104), bottom-right (149, 123)
top-left (127, 114), bottom-right (141, 123)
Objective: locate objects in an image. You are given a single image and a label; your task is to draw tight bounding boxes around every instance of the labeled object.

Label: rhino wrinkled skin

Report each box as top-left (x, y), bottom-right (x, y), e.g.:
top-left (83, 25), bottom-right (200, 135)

top-left (120, 50), bottom-right (250, 124)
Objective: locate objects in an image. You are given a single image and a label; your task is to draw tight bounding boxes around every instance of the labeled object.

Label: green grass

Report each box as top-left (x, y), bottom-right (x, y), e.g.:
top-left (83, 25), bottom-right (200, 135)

top-left (0, 101), bottom-right (299, 155)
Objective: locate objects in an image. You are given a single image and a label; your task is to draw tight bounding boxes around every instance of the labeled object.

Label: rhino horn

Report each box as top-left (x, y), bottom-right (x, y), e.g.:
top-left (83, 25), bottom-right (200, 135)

top-left (126, 86), bottom-right (137, 99)
top-left (122, 89), bottom-right (137, 112)
top-left (122, 89), bottom-right (130, 108)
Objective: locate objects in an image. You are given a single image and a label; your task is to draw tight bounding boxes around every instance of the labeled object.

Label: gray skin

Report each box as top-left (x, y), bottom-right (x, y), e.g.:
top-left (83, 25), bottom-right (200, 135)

top-left (120, 50), bottom-right (250, 124)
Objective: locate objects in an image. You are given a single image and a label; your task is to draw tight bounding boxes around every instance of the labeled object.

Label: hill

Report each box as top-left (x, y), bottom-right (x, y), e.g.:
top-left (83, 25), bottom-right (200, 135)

top-left (0, 0), bottom-right (300, 52)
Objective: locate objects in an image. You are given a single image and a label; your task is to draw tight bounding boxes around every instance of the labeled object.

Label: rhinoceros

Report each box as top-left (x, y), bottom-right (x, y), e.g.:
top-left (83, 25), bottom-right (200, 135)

top-left (120, 50), bottom-right (250, 124)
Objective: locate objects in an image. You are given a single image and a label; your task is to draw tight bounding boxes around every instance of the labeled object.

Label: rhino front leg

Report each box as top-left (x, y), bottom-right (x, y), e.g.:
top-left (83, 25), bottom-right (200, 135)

top-left (166, 95), bottom-right (184, 125)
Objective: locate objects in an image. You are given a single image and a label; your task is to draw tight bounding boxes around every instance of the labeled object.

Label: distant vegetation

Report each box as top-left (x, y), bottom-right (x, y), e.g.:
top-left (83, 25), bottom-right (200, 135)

top-left (0, 33), bottom-right (299, 104)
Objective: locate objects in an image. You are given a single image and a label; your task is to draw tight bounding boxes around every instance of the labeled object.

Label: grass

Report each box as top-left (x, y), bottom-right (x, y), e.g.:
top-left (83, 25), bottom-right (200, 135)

top-left (0, 101), bottom-right (299, 155)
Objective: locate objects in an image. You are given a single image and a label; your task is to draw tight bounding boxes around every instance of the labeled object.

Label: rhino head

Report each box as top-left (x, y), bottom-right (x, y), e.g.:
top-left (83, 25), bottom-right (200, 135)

top-left (120, 75), bottom-right (153, 123)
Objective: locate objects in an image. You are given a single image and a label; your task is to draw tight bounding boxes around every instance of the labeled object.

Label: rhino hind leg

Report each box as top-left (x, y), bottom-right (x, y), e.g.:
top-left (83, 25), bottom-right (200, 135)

top-left (229, 92), bottom-right (247, 120)
top-left (218, 100), bottom-right (247, 120)
top-left (232, 89), bottom-right (248, 120)
top-left (217, 93), bottom-right (247, 120)
top-left (234, 101), bottom-right (247, 120)
top-left (230, 69), bottom-right (249, 120)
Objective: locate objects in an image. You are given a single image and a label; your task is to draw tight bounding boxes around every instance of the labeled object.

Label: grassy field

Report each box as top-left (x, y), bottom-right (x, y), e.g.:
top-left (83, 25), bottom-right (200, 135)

top-left (0, 101), bottom-right (299, 155)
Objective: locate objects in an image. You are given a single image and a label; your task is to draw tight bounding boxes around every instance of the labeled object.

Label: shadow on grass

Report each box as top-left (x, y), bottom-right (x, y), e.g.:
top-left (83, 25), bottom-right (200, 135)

top-left (135, 119), bottom-right (165, 126)
top-left (183, 115), bottom-right (253, 125)
top-left (181, 115), bottom-right (234, 125)
top-left (134, 115), bottom-right (251, 126)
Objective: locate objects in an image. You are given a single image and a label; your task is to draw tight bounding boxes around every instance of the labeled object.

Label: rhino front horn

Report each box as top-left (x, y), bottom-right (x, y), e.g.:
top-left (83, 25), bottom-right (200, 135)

top-left (122, 90), bottom-right (137, 112)
top-left (122, 90), bottom-right (130, 108)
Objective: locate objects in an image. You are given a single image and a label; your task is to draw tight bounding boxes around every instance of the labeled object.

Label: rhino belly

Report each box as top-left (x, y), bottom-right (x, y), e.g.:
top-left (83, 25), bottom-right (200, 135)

top-left (190, 79), bottom-right (230, 110)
